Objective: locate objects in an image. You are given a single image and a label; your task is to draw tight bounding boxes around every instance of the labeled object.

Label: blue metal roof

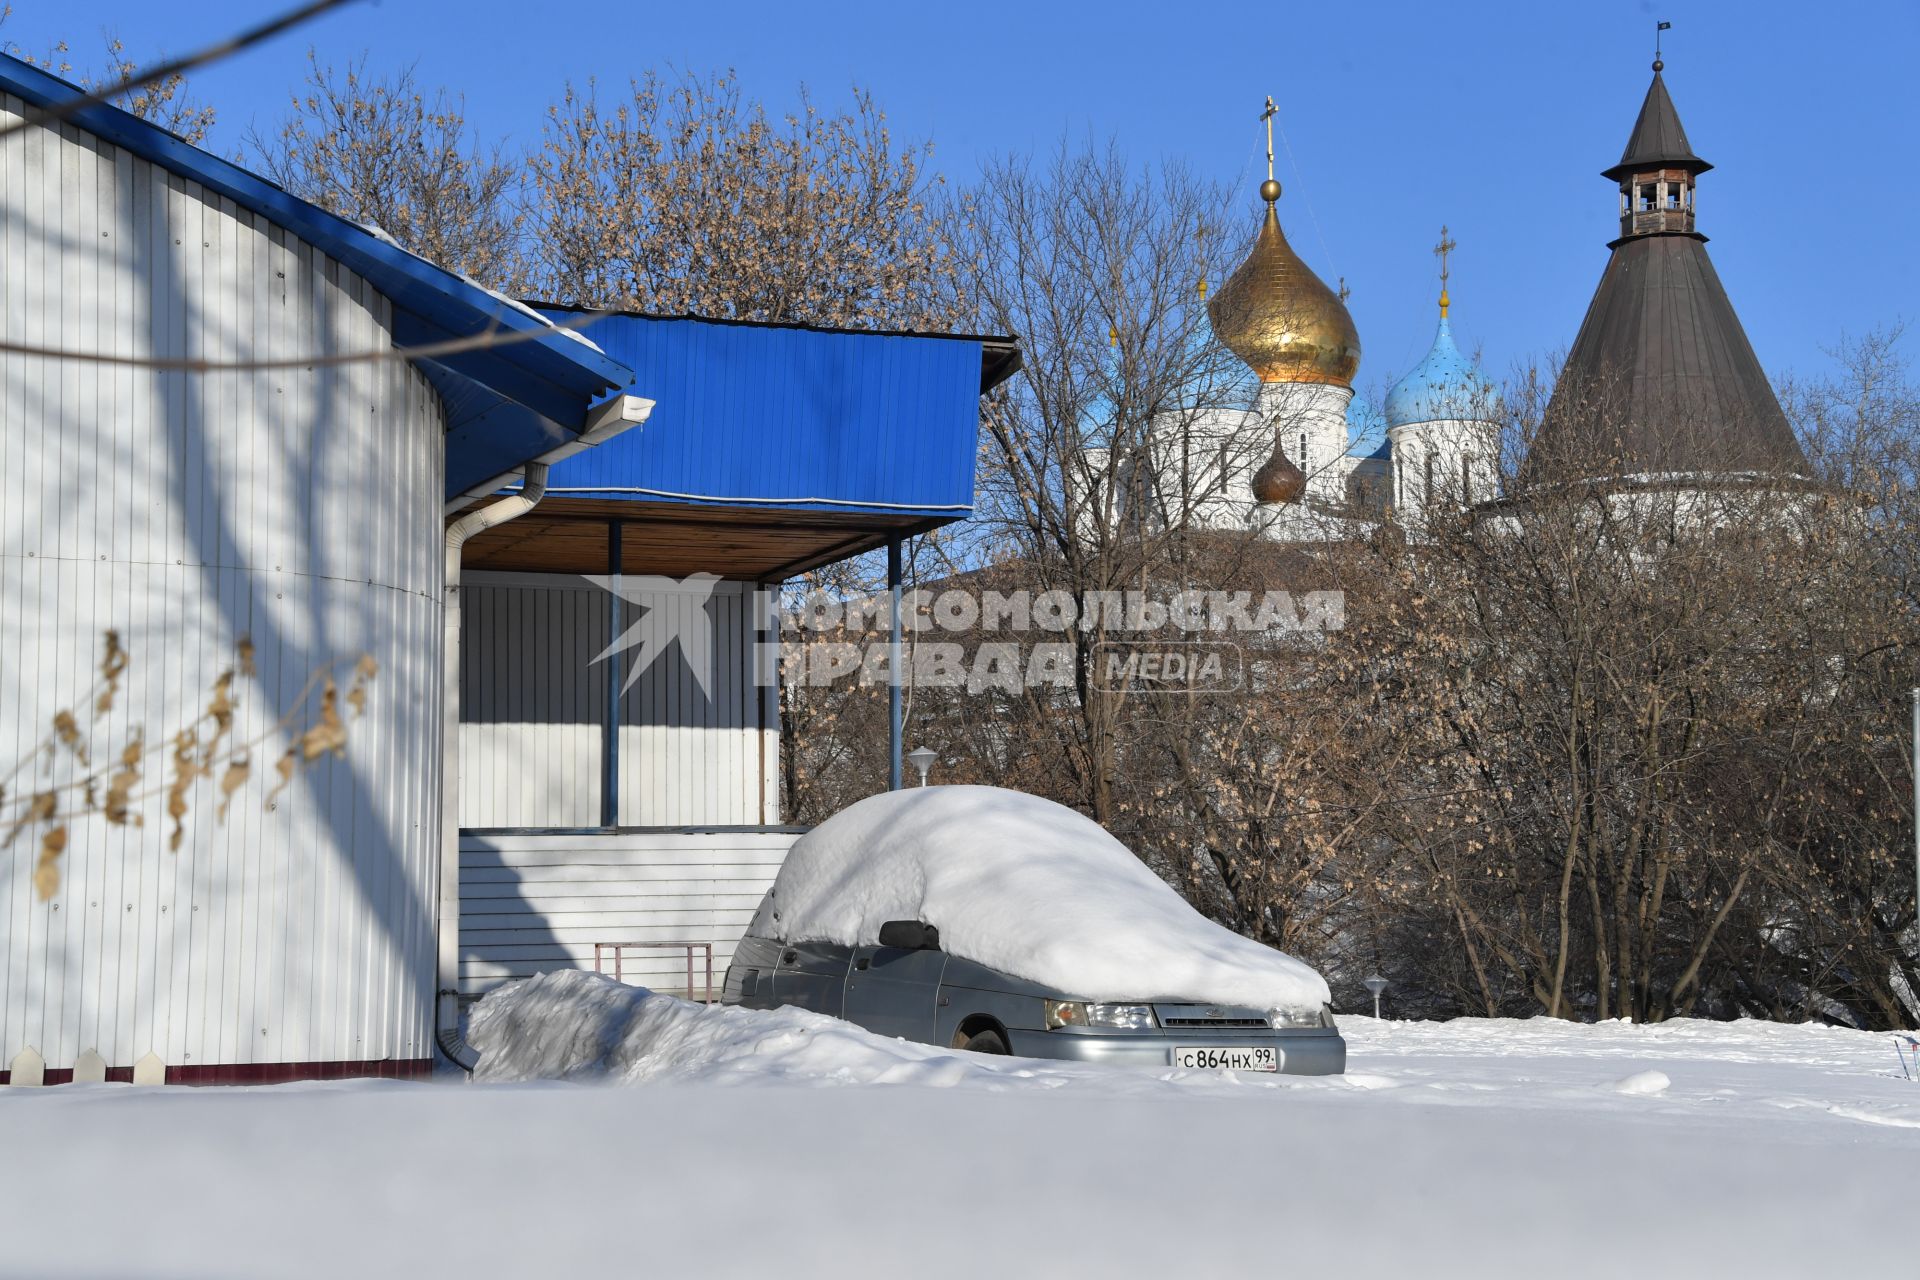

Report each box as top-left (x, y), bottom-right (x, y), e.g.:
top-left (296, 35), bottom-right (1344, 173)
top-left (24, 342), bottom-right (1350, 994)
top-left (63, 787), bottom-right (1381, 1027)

top-left (535, 313), bottom-right (987, 520)
top-left (1386, 314), bottom-right (1498, 429)
top-left (0, 54), bottom-right (634, 500)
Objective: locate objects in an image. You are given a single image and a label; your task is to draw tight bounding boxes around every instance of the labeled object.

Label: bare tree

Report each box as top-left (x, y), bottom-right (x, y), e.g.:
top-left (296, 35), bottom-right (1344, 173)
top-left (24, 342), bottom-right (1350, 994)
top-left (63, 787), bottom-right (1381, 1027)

top-left (946, 142), bottom-right (1245, 820)
top-left (1299, 347), bottom-right (1920, 1027)
top-left (247, 53), bottom-right (524, 287)
top-left (0, 14), bottom-right (215, 142)
top-left (524, 70), bottom-right (960, 327)
top-left (1759, 329), bottom-right (1920, 1026)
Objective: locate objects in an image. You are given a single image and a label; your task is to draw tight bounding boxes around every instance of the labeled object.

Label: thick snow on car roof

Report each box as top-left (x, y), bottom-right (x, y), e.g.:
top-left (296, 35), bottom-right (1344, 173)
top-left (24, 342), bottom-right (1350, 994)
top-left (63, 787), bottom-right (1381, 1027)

top-left (752, 785), bottom-right (1331, 1012)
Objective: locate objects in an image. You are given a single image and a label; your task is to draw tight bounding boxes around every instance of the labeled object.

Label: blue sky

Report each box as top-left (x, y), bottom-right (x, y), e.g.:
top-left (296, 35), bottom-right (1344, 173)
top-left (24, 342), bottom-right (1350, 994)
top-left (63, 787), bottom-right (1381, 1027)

top-left (3, 0), bottom-right (1913, 407)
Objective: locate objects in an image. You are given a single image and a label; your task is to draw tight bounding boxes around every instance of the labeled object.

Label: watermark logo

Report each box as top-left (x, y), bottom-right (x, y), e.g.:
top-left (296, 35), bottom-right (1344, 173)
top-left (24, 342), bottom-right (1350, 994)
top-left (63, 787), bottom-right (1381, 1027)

top-left (583, 572), bottom-right (723, 697)
top-left (1090, 641), bottom-right (1245, 694)
top-left (581, 576), bottom-right (1342, 696)
top-left (779, 588), bottom-right (1345, 637)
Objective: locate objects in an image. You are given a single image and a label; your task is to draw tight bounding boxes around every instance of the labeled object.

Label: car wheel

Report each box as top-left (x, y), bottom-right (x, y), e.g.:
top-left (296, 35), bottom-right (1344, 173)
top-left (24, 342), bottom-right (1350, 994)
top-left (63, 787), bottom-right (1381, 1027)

top-left (959, 1027), bottom-right (1009, 1055)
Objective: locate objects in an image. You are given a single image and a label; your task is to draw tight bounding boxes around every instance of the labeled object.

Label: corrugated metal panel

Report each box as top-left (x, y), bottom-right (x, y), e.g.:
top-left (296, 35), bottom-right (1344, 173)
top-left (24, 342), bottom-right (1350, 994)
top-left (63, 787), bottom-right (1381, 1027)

top-left (536, 314), bottom-right (983, 517)
top-left (458, 573), bottom-right (772, 828)
top-left (616, 578), bottom-right (766, 826)
top-left (458, 574), bottom-right (608, 828)
top-left (0, 53), bottom-right (635, 491)
top-left (0, 94), bottom-right (444, 1073)
top-left (456, 831), bottom-right (798, 997)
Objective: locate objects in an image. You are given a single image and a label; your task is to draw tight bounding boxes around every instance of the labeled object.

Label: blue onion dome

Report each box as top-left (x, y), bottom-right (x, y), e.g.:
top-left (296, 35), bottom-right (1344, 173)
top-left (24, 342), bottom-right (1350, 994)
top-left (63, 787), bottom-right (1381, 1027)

top-left (1386, 315), bottom-right (1498, 428)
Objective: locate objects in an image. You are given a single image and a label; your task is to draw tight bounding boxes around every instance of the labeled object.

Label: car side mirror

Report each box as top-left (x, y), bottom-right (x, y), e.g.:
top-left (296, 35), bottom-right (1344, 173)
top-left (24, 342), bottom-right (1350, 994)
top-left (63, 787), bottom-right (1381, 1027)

top-left (877, 920), bottom-right (941, 951)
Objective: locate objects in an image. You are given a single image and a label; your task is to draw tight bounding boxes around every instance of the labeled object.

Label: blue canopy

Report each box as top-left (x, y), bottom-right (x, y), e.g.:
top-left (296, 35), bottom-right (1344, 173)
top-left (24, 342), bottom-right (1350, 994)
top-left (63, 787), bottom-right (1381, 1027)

top-left (534, 312), bottom-right (1010, 521)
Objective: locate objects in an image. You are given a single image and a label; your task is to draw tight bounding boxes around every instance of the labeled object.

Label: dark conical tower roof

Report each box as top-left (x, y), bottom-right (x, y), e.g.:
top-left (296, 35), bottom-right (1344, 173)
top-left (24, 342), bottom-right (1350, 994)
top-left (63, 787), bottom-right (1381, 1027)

top-left (1603, 66), bottom-right (1711, 182)
top-left (1527, 64), bottom-right (1806, 484)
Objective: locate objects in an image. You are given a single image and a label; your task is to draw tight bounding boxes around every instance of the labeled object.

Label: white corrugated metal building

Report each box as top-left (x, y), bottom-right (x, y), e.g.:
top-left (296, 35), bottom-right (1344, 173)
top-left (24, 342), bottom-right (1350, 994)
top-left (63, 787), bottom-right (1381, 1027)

top-left (0, 56), bottom-right (639, 1083)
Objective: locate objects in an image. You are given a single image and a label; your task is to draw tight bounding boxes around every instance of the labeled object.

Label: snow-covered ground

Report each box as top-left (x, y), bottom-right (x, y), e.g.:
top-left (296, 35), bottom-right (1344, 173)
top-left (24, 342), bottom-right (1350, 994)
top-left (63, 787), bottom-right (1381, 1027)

top-left (3, 973), bottom-right (1913, 1279)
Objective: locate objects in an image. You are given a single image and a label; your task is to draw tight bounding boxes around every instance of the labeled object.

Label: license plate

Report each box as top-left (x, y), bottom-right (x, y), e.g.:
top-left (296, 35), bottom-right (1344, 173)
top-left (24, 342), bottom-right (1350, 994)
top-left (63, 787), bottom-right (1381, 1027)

top-left (1171, 1045), bottom-right (1278, 1072)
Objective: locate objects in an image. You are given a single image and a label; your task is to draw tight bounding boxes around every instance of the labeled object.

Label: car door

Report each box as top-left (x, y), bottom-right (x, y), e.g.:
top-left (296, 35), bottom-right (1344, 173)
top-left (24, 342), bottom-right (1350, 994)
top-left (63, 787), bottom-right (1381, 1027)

top-left (771, 940), bottom-right (851, 1017)
top-left (842, 944), bottom-right (947, 1043)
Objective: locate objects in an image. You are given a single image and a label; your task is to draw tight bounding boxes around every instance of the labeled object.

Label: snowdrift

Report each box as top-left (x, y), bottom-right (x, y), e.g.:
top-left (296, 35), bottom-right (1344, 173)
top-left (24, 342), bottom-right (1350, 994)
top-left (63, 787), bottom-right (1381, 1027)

top-left (470, 970), bottom-right (1006, 1088)
top-left (16, 1005), bottom-right (1919, 1280)
top-left (747, 785), bottom-right (1331, 1012)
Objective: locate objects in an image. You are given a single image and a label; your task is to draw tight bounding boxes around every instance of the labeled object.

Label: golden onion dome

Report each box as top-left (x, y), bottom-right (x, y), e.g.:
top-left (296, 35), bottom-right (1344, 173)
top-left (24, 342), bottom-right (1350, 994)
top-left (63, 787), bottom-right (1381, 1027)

top-left (1208, 186), bottom-right (1361, 387)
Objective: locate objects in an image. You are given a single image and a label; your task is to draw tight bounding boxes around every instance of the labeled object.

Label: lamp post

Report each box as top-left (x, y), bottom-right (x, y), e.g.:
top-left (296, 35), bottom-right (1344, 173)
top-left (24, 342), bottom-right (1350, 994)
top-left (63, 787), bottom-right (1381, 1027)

top-left (1363, 974), bottom-right (1389, 1021)
top-left (907, 745), bottom-right (938, 787)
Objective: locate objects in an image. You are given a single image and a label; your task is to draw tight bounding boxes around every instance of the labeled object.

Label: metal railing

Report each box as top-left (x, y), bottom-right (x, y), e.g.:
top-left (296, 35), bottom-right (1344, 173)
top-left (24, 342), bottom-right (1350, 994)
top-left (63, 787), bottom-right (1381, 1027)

top-left (593, 941), bottom-right (715, 1004)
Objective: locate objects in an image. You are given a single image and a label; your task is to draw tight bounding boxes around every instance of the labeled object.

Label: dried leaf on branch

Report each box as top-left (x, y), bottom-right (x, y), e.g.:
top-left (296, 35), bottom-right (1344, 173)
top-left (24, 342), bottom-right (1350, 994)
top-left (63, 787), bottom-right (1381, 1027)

top-left (33, 825), bottom-right (67, 901)
top-left (95, 630), bottom-right (128, 715)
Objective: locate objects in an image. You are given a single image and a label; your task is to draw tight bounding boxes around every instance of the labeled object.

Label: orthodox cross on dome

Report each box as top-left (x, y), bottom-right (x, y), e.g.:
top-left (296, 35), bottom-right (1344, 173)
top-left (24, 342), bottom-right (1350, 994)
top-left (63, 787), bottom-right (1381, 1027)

top-left (1433, 225), bottom-right (1457, 317)
top-left (1259, 95), bottom-right (1277, 177)
top-left (1209, 90), bottom-right (1360, 391)
top-left (1258, 95), bottom-right (1281, 201)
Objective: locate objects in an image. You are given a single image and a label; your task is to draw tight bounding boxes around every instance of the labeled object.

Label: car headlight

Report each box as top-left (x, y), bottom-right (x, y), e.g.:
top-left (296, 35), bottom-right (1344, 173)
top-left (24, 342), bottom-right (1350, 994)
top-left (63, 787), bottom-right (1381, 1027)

top-left (1044, 1000), bottom-right (1158, 1030)
top-left (1268, 1006), bottom-right (1329, 1030)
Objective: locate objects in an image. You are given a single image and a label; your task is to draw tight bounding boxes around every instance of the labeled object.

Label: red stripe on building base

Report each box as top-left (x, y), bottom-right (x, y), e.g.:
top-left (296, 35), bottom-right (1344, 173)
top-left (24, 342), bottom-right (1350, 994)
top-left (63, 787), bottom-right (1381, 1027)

top-left (0, 1058), bottom-right (434, 1086)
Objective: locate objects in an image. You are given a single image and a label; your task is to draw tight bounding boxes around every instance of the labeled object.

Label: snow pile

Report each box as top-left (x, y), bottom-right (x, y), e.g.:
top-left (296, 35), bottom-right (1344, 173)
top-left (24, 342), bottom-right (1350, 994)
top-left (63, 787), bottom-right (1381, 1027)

top-left (348, 216), bottom-right (403, 248)
top-left (748, 785), bottom-right (1331, 1012)
top-left (1608, 1069), bottom-right (1672, 1096)
top-left (470, 970), bottom-right (1004, 1089)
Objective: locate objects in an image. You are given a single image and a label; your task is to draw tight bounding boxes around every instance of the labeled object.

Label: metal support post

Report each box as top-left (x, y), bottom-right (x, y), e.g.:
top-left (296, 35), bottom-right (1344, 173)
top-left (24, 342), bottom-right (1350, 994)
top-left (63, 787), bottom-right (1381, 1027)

top-left (888, 536), bottom-right (904, 791)
top-left (603, 520), bottom-right (623, 829)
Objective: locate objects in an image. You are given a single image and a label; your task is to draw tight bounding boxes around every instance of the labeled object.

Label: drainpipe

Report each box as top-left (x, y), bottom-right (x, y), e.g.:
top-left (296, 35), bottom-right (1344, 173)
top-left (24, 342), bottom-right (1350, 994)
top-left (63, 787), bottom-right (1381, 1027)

top-left (887, 535), bottom-right (904, 791)
top-left (435, 394), bottom-right (656, 1073)
top-left (438, 462), bottom-right (549, 1071)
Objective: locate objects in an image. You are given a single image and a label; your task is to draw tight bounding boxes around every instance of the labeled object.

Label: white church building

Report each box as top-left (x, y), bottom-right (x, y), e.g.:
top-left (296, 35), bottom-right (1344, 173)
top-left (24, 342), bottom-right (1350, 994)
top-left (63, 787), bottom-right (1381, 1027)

top-left (1134, 172), bottom-right (1502, 543)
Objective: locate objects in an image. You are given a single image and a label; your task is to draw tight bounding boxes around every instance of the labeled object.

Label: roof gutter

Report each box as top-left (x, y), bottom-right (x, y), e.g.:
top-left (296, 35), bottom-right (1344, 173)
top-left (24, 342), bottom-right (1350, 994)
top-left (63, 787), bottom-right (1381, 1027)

top-left (436, 394), bottom-right (655, 1073)
top-left (444, 395), bottom-right (657, 515)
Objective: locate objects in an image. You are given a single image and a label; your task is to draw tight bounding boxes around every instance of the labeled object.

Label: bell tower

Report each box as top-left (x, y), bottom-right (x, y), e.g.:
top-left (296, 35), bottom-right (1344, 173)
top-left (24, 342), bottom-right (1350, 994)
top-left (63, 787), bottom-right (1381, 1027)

top-left (1603, 57), bottom-right (1711, 243)
top-left (1527, 50), bottom-right (1808, 482)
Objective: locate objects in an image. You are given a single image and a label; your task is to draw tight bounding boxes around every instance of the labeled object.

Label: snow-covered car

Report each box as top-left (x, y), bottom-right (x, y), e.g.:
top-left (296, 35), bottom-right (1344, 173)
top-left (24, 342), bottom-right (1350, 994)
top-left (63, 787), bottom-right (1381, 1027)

top-left (723, 786), bottom-right (1345, 1075)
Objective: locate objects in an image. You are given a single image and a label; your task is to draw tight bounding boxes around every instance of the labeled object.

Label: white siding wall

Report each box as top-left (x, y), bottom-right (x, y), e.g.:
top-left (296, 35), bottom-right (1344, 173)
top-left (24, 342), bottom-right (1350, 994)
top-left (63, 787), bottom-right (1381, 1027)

top-left (459, 572), bottom-right (777, 828)
top-left (617, 578), bottom-right (774, 826)
top-left (457, 831), bottom-right (797, 997)
top-left (0, 96), bottom-right (444, 1073)
top-left (459, 575), bottom-right (609, 828)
